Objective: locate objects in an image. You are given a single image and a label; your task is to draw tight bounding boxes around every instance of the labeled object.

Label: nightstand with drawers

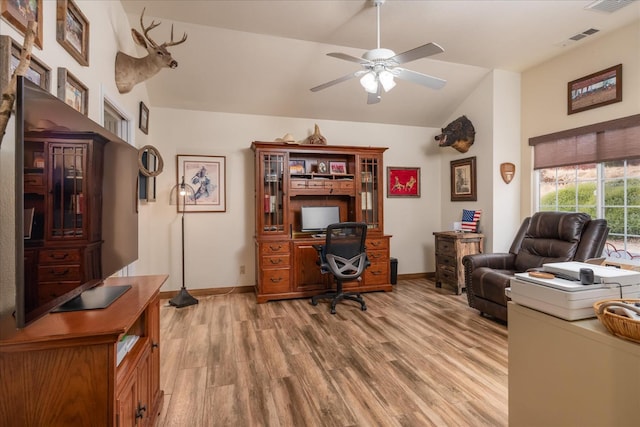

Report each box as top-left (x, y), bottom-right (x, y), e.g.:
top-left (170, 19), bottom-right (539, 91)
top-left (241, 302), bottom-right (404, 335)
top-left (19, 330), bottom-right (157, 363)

top-left (433, 231), bottom-right (484, 294)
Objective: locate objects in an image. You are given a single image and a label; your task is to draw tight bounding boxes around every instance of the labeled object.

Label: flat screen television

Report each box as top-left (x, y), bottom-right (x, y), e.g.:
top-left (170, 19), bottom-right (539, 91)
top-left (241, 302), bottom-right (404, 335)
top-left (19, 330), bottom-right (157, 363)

top-left (301, 206), bottom-right (340, 232)
top-left (13, 78), bottom-right (139, 327)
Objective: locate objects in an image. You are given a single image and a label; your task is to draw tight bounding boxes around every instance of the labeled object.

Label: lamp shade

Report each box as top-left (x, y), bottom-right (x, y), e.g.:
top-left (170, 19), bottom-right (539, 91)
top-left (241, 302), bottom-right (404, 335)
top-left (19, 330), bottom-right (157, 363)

top-left (378, 70), bottom-right (396, 92)
top-left (360, 72), bottom-right (378, 94)
top-left (169, 176), bottom-right (197, 210)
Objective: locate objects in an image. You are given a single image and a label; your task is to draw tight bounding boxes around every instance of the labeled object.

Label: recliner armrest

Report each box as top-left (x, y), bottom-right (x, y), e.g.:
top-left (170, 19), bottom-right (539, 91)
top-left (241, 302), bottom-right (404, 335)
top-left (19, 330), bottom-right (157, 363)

top-left (462, 253), bottom-right (517, 271)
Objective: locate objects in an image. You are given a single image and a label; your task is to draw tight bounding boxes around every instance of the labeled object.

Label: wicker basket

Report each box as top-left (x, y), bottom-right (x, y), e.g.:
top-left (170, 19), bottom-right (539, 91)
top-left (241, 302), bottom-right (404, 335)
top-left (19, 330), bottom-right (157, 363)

top-left (593, 299), bottom-right (640, 344)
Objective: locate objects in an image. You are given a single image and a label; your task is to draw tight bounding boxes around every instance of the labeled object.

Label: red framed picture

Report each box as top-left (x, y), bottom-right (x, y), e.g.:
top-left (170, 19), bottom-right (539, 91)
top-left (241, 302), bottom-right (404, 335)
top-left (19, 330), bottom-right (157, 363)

top-left (387, 167), bottom-right (420, 198)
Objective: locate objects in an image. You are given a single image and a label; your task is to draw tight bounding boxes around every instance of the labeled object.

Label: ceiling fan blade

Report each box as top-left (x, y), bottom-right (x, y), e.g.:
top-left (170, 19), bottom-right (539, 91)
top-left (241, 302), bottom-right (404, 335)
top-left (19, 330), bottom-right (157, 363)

top-left (390, 42), bottom-right (444, 65)
top-left (310, 73), bottom-right (358, 92)
top-left (393, 68), bottom-right (447, 90)
top-left (327, 52), bottom-right (370, 65)
top-left (367, 87), bottom-right (381, 105)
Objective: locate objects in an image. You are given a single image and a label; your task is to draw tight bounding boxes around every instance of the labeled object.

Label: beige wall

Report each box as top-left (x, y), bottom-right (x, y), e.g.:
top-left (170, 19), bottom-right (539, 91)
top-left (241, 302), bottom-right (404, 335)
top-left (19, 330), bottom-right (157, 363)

top-left (521, 21), bottom-right (640, 216)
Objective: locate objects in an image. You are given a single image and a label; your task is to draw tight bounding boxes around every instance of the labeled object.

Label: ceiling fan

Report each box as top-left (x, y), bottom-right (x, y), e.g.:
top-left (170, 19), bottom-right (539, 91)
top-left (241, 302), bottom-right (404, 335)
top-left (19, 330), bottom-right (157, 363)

top-left (310, 0), bottom-right (446, 104)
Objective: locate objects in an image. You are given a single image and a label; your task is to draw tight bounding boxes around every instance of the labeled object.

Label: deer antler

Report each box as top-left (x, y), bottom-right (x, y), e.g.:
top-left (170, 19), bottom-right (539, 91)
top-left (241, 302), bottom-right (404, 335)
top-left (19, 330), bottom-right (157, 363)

top-left (164, 24), bottom-right (188, 47)
top-left (140, 7), bottom-right (161, 48)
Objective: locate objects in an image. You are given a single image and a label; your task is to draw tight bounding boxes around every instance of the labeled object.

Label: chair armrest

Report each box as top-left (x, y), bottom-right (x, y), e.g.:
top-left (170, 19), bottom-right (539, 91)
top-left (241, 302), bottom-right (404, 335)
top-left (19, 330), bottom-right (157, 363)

top-left (462, 253), bottom-right (516, 271)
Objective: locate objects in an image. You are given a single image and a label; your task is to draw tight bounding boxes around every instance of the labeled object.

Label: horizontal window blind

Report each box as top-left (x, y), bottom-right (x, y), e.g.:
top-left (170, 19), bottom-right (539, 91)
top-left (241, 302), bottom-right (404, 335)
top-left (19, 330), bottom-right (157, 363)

top-left (529, 114), bottom-right (640, 169)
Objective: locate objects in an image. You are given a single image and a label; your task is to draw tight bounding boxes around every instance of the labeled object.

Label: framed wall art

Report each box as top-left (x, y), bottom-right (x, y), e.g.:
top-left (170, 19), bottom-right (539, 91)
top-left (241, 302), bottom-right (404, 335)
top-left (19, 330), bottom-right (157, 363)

top-left (450, 157), bottom-right (477, 201)
top-left (57, 67), bottom-right (88, 115)
top-left (329, 161), bottom-right (346, 174)
top-left (387, 167), bottom-right (420, 198)
top-left (568, 64), bottom-right (622, 115)
top-left (139, 101), bottom-right (149, 134)
top-left (56, 0), bottom-right (89, 66)
top-left (176, 155), bottom-right (226, 212)
top-left (288, 159), bottom-right (305, 174)
top-left (0, 35), bottom-right (50, 91)
top-left (1, 0), bottom-right (43, 49)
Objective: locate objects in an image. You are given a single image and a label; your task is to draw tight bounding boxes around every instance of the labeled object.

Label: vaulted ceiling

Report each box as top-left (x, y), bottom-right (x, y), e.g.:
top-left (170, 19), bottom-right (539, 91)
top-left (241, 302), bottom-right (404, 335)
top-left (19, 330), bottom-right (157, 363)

top-left (120, 0), bottom-right (640, 127)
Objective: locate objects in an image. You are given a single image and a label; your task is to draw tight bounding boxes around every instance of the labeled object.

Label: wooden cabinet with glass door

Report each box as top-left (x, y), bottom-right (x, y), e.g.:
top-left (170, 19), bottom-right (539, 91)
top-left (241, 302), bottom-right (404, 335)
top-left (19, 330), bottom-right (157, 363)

top-left (252, 141), bottom-right (392, 303)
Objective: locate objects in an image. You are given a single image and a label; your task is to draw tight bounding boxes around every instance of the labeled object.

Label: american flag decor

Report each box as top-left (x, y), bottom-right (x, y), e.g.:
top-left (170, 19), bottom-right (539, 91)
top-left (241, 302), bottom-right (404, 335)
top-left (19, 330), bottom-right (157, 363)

top-left (461, 209), bottom-right (481, 232)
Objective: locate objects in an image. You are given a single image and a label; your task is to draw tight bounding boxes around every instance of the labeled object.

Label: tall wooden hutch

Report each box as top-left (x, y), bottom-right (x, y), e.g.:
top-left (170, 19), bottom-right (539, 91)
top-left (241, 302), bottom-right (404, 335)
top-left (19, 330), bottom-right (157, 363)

top-left (251, 141), bottom-right (392, 303)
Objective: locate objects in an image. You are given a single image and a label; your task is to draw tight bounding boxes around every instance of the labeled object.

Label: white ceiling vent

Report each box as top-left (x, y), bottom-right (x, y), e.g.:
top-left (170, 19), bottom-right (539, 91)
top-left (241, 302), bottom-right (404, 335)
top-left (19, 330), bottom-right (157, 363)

top-left (585, 0), bottom-right (635, 13)
top-left (556, 28), bottom-right (600, 47)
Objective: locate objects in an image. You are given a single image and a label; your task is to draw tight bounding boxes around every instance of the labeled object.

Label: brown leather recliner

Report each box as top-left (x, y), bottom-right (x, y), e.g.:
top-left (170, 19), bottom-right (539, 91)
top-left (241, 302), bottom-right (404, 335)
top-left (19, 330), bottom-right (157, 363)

top-left (462, 212), bottom-right (609, 323)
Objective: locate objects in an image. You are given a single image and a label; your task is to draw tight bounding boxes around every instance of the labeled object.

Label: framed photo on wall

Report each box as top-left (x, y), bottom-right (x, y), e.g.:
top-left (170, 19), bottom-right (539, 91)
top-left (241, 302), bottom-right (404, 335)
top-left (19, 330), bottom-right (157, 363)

top-left (1, 0), bottom-right (43, 48)
top-left (568, 64), bottom-right (622, 115)
top-left (57, 67), bottom-right (88, 115)
top-left (56, 0), bottom-right (90, 66)
top-left (0, 35), bottom-right (50, 91)
top-left (450, 157), bottom-right (477, 201)
top-left (139, 102), bottom-right (149, 134)
top-left (176, 155), bottom-right (226, 212)
top-left (387, 167), bottom-right (420, 198)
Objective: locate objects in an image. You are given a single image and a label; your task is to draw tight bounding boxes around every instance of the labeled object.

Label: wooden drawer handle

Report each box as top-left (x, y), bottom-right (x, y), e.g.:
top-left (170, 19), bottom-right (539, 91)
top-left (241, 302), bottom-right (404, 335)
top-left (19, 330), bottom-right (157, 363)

top-left (369, 253), bottom-right (382, 259)
top-left (369, 241), bottom-right (381, 247)
top-left (49, 253), bottom-right (69, 260)
top-left (270, 277), bottom-right (283, 283)
top-left (370, 271), bottom-right (382, 275)
top-left (269, 245), bottom-right (282, 251)
top-left (269, 258), bottom-right (282, 265)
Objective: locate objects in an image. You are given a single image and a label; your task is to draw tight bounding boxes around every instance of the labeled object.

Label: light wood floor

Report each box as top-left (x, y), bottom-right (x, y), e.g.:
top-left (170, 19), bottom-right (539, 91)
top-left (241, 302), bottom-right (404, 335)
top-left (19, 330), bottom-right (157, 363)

top-left (157, 278), bottom-right (508, 426)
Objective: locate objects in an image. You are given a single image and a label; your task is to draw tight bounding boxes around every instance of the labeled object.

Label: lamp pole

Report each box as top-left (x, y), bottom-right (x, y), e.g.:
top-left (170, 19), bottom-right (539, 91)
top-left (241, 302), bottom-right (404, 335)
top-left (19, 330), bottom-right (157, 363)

top-left (169, 177), bottom-right (198, 308)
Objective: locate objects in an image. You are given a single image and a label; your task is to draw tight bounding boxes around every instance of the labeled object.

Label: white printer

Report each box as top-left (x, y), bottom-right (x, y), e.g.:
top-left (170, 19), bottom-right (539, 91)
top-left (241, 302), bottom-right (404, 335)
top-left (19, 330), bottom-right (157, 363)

top-left (508, 261), bottom-right (640, 320)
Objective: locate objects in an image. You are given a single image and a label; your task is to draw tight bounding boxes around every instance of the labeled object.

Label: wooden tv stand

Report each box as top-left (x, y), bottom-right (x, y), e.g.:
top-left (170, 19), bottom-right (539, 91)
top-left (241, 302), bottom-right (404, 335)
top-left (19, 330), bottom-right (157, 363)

top-left (0, 275), bottom-right (167, 427)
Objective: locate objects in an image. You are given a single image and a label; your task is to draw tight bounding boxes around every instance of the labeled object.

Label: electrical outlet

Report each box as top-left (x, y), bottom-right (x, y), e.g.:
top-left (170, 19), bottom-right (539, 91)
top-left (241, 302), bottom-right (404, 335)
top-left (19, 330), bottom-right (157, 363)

top-left (240, 265), bottom-right (245, 275)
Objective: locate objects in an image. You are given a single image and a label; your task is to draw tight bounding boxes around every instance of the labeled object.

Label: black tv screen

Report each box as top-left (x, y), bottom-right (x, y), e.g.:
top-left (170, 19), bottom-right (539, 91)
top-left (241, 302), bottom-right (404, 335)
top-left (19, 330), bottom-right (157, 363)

top-left (14, 78), bottom-right (139, 327)
top-left (301, 206), bottom-right (340, 232)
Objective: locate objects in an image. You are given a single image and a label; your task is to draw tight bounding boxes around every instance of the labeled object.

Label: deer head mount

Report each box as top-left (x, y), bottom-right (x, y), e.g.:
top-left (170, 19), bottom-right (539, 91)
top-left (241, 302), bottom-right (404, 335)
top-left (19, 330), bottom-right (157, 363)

top-left (115, 8), bottom-right (187, 94)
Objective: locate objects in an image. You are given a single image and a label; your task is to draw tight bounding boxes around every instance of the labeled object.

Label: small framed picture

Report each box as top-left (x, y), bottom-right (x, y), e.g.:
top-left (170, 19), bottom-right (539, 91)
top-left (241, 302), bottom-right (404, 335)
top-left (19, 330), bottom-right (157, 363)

top-left (450, 157), bottom-right (477, 201)
top-left (0, 0), bottom-right (43, 49)
top-left (56, 0), bottom-right (90, 66)
top-left (139, 101), bottom-right (149, 134)
top-left (568, 64), bottom-right (622, 115)
top-left (289, 160), bottom-right (305, 175)
top-left (0, 35), bottom-right (50, 91)
top-left (317, 161), bottom-right (329, 174)
top-left (329, 161), bottom-right (347, 174)
top-left (57, 67), bottom-right (88, 115)
top-left (387, 167), bottom-right (420, 197)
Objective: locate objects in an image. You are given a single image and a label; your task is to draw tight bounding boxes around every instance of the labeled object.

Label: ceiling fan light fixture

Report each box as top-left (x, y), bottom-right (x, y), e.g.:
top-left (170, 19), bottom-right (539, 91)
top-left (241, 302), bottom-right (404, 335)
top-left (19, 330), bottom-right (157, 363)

top-left (378, 70), bottom-right (396, 92)
top-left (360, 72), bottom-right (379, 93)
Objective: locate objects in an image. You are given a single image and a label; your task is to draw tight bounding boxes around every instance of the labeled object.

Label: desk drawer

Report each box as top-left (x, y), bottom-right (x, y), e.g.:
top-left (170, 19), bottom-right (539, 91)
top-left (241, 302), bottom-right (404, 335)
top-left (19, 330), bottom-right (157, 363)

top-left (262, 254), bottom-right (290, 268)
top-left (366, 249), bottom-right (388, 263)
top-left (437, 266), bottom-right (457, 284)
top-left (260, 269), bottom-right (290, 294)
top-left (436, 254), bottom-right (457, 269)
top-left (366, 238), bottom-right (389, 251)
top-left (365, 262), bottom-right (389, 285)
top-left (260, 241), bottom-right (290, 255)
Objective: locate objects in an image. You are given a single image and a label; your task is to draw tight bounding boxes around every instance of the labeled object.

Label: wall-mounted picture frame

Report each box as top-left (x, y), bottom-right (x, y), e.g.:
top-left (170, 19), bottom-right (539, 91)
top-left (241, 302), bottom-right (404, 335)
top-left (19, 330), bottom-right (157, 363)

top-left (57, 67), bottom-right (88, 115)
top-left (289, 159), bottom-right (305, 175)
top-left (176, 155), bottom-right (226, 213)
top-left (329, 161), bottom-right (346, 174)
top-left (387, 167), bottom-right (420, 198)
top-left (568, 64), bottom-right (622, 115)
top-left (450, 157), bottom-right (477, 201)
top-left (0, 35), bottom-right (50, 91)
top-left (1, 0), bottom-right (43, 49)
top-left (139, 101), bottom-right (149, 134)
top-left (56, 0), bottom-right (89, 66)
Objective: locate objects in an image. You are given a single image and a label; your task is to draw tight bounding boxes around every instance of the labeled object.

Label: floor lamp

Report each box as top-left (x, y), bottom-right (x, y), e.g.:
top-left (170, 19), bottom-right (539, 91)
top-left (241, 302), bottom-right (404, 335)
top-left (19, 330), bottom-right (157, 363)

top-left (168, 176), bottom-right (199, 308)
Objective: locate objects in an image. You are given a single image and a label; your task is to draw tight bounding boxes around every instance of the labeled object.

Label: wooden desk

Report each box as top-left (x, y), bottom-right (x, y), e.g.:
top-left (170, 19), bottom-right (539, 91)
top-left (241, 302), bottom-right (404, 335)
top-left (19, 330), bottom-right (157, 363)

top-left (508, 302), bottom-right (640, 427)
top-left (433, 231), bottom-right (484, 294)
top-left (0, 275), bottom-right (168, 427)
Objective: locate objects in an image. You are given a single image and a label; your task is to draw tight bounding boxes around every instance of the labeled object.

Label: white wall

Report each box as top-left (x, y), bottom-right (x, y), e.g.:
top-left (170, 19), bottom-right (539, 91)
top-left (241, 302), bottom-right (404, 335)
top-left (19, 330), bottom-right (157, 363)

top-left (137, 109), bottom-right (443, 291)
top-left (521, 21), bottom-right (640, 215)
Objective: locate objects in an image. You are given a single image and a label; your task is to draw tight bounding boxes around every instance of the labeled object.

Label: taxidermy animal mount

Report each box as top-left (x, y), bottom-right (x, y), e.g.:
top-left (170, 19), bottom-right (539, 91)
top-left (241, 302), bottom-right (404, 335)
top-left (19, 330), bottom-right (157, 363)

top-left (115, 8), bottom-right (187, 94)
top-left (435, 115), bottom-right (475, 153)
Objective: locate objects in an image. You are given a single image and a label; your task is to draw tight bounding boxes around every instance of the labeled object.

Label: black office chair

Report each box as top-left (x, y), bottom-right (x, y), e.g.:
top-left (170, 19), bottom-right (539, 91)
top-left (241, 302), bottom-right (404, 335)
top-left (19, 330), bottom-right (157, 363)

top-left (310, 222), bottom-right (370, 314)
